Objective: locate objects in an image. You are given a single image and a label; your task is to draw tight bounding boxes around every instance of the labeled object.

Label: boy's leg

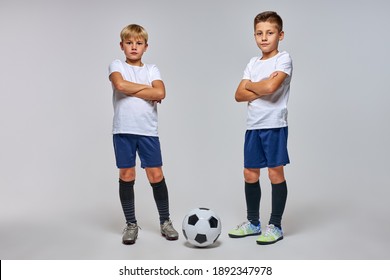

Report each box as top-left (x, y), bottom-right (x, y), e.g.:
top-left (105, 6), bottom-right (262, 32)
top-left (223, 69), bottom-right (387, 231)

top-left (119, 168), bottom-right (137, 224)
top-left (268, 166), bottom-right (287, 229)
top-left (244, 168), bottom-right (261, 226)
top-left (138, 136), bottom-right (178, 240)
top-left (146, 167), bottom-right (169, 224)
top-left (256, 166), bottom-right (287, 245)
top-left (261, 128), bottom-right (289, 230)
top-left (146, 167), bottom-right (178, 240)
top-left (228, 168), bottom-right (262, 238)
top-left (256, 128), bottom-right (289, 245)
top-left (119, 168), bottom-right (138, 245)
top-left (229, 130), bottom-right (264, 238)
top-left (243, 130), bottom-right (264, 226)
top-left (113, 134), bottom-right (139, 244)
top-left (119, 168), bottom-right (137, 225)
top-left (138, 136), bottom-right (167, 223)
top-left (114, 134), bottom-right (137, 223)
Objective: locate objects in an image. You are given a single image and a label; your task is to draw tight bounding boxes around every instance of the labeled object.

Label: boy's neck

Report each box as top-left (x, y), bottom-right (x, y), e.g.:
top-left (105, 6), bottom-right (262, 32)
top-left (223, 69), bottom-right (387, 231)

top-left (125, 58), bottom-right (144, 67)
top-left (261, 49), bottom-right (279, 60)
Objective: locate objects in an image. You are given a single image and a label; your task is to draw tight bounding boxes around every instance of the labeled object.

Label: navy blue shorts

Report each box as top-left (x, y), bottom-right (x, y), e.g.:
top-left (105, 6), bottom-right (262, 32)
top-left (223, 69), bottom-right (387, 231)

top-left (113, 134), bottom-right (163, 169)
top-left (244, 127), bottom-right (290, 169)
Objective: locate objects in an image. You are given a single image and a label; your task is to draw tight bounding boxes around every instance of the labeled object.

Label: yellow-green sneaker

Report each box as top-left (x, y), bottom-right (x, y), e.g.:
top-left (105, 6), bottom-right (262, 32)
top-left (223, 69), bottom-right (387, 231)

top-left (256, 224), bottom-right (283, 245)
top-left (228, 221), bottom-right (261, 238)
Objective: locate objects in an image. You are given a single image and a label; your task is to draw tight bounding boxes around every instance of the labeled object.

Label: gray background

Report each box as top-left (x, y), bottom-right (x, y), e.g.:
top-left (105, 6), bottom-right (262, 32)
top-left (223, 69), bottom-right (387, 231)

top-left (1, 0), bottom-right (389, 259)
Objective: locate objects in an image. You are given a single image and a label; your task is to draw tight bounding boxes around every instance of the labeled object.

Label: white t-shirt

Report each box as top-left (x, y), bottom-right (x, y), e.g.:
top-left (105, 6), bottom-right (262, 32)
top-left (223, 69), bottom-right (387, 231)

top-left (109, 59), bottom-right (162, 136)
top-left (243, 51), bottom-right (293, 129)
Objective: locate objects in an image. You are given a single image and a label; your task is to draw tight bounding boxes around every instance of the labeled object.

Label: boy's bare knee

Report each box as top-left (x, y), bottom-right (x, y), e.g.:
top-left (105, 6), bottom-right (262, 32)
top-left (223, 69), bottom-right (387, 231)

top-left (119, 168), bottom-right (136, 182)
top-left (146, 167), bottom-right (164, 184)
top-left (268, 167), bottom-right (285, 184)
top-left (244, 168), bottom-right (260, 183)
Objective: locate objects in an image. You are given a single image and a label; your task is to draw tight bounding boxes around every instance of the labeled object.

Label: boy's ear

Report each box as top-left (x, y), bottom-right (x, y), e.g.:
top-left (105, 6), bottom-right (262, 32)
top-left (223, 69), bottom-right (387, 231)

top-left (279, 31), bottom-right (285, 41)
top-left (120, 41), bottom-right (124, 50)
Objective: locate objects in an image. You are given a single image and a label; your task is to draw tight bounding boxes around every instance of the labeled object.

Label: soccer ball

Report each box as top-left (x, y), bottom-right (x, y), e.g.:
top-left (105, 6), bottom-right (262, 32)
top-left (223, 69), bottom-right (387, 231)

top-left (182, 207), bottom-right (221, 247)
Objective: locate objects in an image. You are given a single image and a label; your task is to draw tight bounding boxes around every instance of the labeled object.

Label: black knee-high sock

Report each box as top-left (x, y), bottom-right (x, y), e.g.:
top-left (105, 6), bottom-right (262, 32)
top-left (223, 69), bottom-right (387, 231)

top-left (245, 181), bottom-right (261, 226)
top-left (269, 181), bottom-right (288, 229)
top-left (151, 178), bottom-right (170, 224)
top-left (119, 179), bottom-right (136, 224)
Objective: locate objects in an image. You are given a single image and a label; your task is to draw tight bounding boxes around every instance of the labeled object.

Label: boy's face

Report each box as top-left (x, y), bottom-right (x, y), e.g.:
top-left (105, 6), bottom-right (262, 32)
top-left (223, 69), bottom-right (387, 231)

top-left (120, 36), bottom-right (148, 65)
top-left (254, 21), bottom-right (284, 58)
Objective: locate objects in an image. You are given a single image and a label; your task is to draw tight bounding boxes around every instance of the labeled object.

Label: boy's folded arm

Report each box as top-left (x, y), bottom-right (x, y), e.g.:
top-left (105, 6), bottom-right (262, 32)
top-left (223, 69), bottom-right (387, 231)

top-left (133, 80), bottom-right (166, 101)
top-left (246, 71), bottom-right (288, 96)
top-left (235, 79), bottom-right (261, 102)
top-left (109, 72), bottom-right (151, 95)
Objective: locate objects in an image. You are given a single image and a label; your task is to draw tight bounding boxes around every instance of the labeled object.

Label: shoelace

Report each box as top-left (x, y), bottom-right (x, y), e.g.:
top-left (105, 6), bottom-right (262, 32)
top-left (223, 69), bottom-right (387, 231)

top-left (235, 221), bottom-right (250, 230)
top-left (263, 225), bottom-right (277, 237)
top-left (123, 224), bottom-right (141, 233)
top-left (162, 220), bottom-right (174, 231)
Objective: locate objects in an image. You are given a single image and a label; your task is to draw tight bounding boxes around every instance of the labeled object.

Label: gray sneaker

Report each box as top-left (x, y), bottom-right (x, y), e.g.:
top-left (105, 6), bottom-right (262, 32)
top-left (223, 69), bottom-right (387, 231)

top-left (161, 220), bottom-right (179, 240)
top-left (122, 223), bottom-right (139, 245)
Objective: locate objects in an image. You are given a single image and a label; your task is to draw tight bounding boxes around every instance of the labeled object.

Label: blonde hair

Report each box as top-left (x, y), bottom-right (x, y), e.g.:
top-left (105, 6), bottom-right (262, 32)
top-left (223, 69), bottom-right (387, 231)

top-left (120, 24), bottom-right (148, 43)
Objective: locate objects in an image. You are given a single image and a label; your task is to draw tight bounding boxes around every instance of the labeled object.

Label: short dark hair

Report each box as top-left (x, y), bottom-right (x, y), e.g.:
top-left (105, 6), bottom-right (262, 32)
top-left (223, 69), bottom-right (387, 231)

top-left (254, 11), bottom-right (283, 32)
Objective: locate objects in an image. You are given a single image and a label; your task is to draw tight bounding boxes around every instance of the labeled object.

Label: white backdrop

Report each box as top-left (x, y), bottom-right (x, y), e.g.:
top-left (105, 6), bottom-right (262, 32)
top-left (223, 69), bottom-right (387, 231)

top-left (1, 0), bottom-right (390, 259)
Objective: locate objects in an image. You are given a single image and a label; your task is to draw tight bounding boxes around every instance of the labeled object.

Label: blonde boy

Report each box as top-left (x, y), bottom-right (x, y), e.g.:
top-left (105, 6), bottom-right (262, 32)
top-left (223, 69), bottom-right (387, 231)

top-left (109, 24), bottom-right (178, 245)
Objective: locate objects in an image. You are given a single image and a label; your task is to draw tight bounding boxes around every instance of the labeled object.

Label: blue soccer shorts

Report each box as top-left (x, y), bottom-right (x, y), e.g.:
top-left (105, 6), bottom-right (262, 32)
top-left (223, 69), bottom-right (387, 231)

top-left (113, 134), bottom-right (163, 169)
top-left (244, 127), bottom-right (290, 169)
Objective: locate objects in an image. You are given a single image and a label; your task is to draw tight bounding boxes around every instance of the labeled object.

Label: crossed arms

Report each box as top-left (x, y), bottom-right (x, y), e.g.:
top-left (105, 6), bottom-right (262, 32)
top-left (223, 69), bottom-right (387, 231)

top-left (235, 71), bottom-right (288, 102)
top-left (109, 72), bottom-right (166, 102)
top-left (110, 69), bottom-right (285, 103)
